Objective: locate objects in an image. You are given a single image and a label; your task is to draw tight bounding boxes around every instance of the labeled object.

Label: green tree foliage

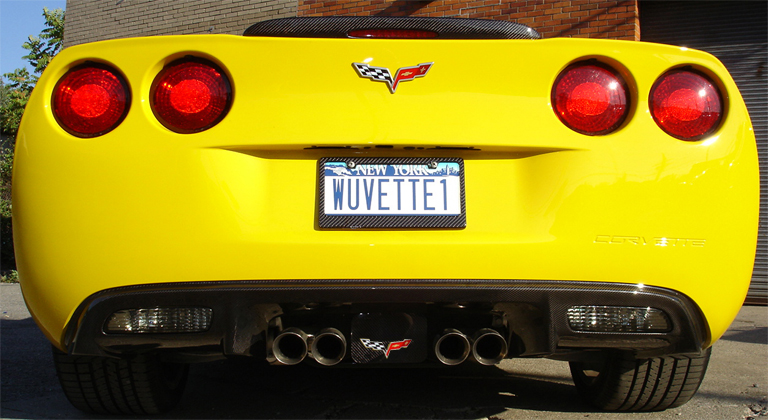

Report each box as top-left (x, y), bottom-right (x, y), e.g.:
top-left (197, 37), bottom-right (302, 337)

top-left (0, 68), bottom-right (35, 136)
top-left (0, 79), bottom-right (6, 115)
top-left (0, 7), bottom-right (64, 137)
top-left (0, 148), bottom-right (12, 218)
top-left (22, 7), bottom-right (65, 77)
top-left (1, 7), bottom-right (64, 274)
top-left (1, 147), bottom-right (14, 271)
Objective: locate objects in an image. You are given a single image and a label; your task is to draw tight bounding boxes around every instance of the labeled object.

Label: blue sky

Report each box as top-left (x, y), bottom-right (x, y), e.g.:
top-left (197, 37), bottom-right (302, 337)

top-left (1, 0), bottom-right (66, 78)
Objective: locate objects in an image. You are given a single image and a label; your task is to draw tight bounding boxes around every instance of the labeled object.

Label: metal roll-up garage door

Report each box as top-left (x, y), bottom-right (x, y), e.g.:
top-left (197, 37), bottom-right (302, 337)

top-left (639, 1), bottom-right (767, 304)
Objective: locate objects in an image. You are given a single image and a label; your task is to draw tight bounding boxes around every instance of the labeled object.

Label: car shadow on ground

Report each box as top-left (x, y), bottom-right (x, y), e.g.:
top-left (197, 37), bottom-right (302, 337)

top-left (1, 315), bottom-right (593, 419)
top-left (720, 327), bottom-right (768, 345)
top-left (165, 358), bottom-right (587, 419)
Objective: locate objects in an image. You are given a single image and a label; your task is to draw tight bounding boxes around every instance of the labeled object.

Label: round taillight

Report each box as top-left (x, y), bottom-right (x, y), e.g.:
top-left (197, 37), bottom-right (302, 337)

top-left (650, 70), bottom-right (722, 141)
top-left (151, 58), bottom-right (232, 133)
top-left (52, 64), bottom-right (130, 137)
top-left (552, 63), bottom-right (629, 135)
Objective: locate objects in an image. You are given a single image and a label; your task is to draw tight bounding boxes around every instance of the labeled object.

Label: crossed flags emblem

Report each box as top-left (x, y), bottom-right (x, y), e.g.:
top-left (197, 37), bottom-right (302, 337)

top-left (353, 62), bottom-right (433, 93)
top-left (359, 338), bottom-right (413, 358)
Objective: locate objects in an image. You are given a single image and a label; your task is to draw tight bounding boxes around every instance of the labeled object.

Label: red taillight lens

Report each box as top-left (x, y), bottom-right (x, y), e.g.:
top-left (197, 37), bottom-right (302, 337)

top-left (53, 64), bottom-right (129, 137)
top-left (650, 70), bottom-right (722, 141)
top-left (151, 58), bottom-right (232, 133)
top-left (348, 29), bottom-right (438, 39)
top-left (552, 63), bottom-right (629, 135)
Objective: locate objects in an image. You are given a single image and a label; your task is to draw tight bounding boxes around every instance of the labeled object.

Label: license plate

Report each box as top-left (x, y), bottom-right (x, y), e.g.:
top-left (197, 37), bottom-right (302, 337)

top-left (318, 158), bottom-right (466, 229)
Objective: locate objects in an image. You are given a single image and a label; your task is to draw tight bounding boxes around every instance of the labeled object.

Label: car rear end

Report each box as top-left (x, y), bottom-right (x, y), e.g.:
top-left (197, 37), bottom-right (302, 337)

top-left (12, 18), bottom-right (759, 414)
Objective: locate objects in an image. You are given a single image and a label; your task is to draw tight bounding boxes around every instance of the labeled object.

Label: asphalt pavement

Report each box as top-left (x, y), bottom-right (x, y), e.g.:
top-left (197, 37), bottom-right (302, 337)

top-left (1, 282), bottom-right (766, 419)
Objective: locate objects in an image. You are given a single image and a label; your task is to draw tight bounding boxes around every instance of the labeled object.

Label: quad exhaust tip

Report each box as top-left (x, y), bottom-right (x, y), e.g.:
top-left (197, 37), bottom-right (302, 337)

top-left (435, 328), bottom-right (508, 366)
top-left (434, 329), bottom-right (471, 366)
top-left (273, 327), bottom-right (348, 366)
top-left (310, 328), bottom-right (347, 366)
top-left (472, 328), bottom-right (508, 366)
top-left (272, 327), bottom-right (309, 365)
top-left (274, 326), bottom-right (505, 366)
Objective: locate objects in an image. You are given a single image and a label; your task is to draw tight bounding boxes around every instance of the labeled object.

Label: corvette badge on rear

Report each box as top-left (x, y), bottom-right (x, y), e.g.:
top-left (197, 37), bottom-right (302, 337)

top-left (359, 338), bottom-right (413, 358)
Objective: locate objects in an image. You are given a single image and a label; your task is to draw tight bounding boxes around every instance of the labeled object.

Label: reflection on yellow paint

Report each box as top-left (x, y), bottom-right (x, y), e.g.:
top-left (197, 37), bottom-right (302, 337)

top-left (12, 35), bottom-right (758, 349)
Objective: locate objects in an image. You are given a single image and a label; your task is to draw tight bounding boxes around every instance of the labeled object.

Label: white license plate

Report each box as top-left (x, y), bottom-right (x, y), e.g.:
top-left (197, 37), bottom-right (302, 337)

top-left (319, 158), bottom-right (466, 229)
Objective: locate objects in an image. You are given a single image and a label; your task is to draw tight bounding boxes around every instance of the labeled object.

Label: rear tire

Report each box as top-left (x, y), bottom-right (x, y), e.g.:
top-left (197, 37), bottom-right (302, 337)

top-left (52, 347), bottom-right (188, 414)
top-left (569, 347), bottom-right (711, 411)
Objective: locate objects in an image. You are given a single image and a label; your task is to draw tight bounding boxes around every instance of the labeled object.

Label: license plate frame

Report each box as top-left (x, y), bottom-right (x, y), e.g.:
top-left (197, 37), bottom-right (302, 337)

top-left (318, 157), bottom-right (466, 229)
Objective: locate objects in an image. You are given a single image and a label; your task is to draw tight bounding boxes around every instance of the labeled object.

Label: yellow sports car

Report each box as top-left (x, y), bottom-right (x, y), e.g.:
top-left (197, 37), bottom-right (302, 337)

top-left (12, 17), bottom-right (759, 414)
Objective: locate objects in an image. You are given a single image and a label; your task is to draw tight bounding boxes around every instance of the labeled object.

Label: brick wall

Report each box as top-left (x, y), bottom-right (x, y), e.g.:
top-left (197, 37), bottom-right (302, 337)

top-left (297, 0), bottom-right (639, 40)
top-left (63, 0), bottom-right (638, 47)
top-left (63, 0), bottom-right (298, 48)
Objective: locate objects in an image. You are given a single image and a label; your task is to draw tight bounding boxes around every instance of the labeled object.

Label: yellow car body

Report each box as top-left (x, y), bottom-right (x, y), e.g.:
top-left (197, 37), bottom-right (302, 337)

top-left (12, 17), bottom-right (759, 413)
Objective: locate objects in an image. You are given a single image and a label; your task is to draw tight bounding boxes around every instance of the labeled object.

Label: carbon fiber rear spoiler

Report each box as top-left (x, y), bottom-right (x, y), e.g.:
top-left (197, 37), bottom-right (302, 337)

top-left (243, 17), bottom-right (541, 39)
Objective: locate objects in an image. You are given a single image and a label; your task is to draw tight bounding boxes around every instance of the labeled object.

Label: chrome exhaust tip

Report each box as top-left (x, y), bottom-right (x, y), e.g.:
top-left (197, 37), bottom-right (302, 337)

top-left (434, 329), bottom-right (471, 366)
top-left (272, 327), bottom-right (309, 365)
top-left (310, 328), bottom-right (347, 366)
top-left (472, 328), bottom-right (508, 365)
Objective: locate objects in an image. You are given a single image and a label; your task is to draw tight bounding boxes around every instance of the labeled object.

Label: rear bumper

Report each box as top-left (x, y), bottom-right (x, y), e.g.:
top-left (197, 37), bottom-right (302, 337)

top-left (65, 279), bottom-right (707, 362)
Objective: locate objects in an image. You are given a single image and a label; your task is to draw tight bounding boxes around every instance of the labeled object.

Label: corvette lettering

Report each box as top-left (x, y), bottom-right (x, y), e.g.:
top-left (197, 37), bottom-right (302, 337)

top-left (594, 235), bottom-right (706, 247)
top-left (360, 338), bottom-right (413, 358)
top-left (353, 62), bottom-right (433, 93)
